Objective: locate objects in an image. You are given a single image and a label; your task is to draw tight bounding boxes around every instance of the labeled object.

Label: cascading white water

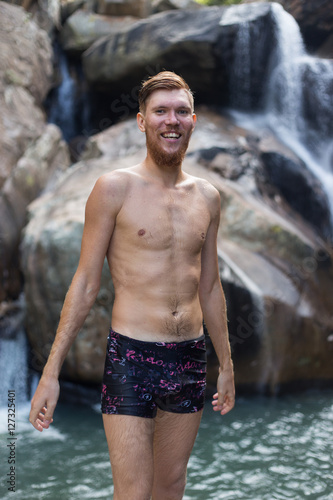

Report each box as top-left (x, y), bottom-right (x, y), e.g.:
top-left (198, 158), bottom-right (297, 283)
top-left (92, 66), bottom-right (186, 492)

top-left (265, 3), bottom-right (305, 135)
top-left (229, 3), bottom-right (333, 229)
top-left (0, 329), bottom-right (28, 407)
top-left (265, 4), bottom-right (333, 221)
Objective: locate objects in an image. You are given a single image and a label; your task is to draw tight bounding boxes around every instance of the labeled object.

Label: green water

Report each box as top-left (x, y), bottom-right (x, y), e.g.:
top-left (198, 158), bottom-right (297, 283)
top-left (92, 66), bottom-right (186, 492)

top-left (1, 391), bottom-right (333, 500)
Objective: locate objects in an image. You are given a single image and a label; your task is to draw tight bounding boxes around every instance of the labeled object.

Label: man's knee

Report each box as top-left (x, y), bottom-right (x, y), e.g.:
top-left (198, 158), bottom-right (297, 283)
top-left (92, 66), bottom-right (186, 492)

top-left (113, 478), bottom-right (152, 500)
top-left (153, 467), bottom-right (187, 500)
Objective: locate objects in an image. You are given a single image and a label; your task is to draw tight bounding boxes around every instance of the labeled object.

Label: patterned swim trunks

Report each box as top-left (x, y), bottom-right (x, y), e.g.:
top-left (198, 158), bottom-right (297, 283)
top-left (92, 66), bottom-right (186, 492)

top-left (101, 329), bottom-right (207, 418)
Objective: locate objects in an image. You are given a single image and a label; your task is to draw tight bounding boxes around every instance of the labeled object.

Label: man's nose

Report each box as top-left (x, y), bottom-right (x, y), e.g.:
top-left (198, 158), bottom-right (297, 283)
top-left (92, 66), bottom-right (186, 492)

top-left (165, 111), bottom-right (179, 125)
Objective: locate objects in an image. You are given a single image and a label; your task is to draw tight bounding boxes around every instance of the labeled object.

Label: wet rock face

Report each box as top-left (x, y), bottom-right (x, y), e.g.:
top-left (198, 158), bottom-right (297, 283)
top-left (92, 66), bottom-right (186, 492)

top-left (81, 2), bottom-right (276, 106)
top-left (260, 152), bottom-right (331, 240)
top-left (279, 0), bottom-right (333, 52)
top-left (0, 2), bottom-right (70, 301)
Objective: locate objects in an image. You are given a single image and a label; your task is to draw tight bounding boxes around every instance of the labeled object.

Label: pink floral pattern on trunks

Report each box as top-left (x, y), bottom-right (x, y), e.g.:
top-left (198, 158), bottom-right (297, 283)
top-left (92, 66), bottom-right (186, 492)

top-left (101, 329), bottom-right (207, 418)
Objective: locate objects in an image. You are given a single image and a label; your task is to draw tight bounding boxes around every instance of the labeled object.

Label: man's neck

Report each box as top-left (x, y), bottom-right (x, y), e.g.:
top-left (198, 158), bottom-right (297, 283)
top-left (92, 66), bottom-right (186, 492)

top-left (142, 156), bottom-right (185, 187)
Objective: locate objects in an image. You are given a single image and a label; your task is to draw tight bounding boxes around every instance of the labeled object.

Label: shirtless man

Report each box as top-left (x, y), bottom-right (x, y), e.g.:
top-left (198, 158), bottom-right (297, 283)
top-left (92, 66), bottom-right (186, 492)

top-left (29, 71), bottom-right (235, 499)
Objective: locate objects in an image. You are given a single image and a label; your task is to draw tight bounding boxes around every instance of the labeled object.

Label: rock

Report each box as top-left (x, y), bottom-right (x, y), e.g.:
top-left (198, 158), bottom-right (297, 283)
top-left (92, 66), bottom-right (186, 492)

top-left (0, 2), bottom-right (53, 105)
top-left (0, 3), bottom-right (70, 301)
top-left (300, 58), bottom-right (333, 140)
top-left (0, 125), bottom-right (70, 300)
top-left (244, 0), bottom-right (333, 53)
top-left (0, 1), bottom-right (54, 182)
top-left (60, 9), bottom-right (139, 54)
top-left (151, 0), bottom-right (201, 14)
top-left (1, 0), bottom-right (61, 34)
top-left (21, 110), bottom-right (333, 391)
top-left (60, 0), bottom-right (85, 24)
top-left (81, 118), bottom-right (146, 160)
top-left (0, 85), bottom-right (45, 188)
top-left (316, 33), bottom-right (333, 59)
top-left (279, 0), bottom-right (333, 52)
top-left (96, 0), bottom-right (151, 18)
top-left (260, 151), bottom-right (331, 240)
top-left (81, 2), bottom-right (276, 106)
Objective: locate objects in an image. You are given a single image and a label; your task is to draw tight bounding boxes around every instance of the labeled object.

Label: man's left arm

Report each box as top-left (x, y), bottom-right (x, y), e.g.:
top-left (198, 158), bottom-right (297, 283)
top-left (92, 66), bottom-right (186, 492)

top-left (199, 188), bottom-right (235, 415)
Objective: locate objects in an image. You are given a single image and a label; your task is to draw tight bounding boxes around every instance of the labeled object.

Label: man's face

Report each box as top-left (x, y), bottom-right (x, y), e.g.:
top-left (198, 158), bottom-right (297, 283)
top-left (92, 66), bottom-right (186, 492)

top-left (137, 89), bottom-right (196, 167)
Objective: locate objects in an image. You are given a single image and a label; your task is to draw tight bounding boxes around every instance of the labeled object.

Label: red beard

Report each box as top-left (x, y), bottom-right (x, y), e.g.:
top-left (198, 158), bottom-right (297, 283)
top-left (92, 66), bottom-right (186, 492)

top-left (145, 130), bottom-right (191, 168)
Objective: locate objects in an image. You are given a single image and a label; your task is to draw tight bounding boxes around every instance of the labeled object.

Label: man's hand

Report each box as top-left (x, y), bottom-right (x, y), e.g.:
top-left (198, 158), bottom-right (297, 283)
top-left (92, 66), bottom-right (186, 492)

top-left (212, 368), bottom-right (235, 415)
top-left (29, 376), bottom-right (60, 432)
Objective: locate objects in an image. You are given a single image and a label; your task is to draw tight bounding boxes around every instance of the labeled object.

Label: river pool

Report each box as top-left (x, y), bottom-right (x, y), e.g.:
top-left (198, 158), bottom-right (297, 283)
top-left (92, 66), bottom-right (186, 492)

top-left (1, 390), bottom-right (333, 500)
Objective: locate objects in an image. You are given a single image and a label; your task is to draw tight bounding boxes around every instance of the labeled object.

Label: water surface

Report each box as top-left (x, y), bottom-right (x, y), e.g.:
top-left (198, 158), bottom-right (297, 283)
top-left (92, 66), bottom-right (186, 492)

top-left (1, 391), bottom-right (332, 499)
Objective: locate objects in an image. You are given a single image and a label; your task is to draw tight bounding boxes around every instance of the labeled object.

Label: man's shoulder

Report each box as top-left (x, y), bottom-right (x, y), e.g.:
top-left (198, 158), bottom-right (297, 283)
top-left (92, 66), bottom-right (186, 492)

top-left (88, 166), bottom-right (139, 215)
top-left (187, 174), bottom-right (220, 203)
top-left (94, 166), bottom-right (141, 196)
top-left (97, 166), bottom-right (138, 187)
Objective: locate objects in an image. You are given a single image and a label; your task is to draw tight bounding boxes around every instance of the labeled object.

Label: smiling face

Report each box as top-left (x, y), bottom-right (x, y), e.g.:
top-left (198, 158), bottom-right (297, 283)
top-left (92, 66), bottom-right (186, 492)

top-left (137, 88), bottom-right (197, 168)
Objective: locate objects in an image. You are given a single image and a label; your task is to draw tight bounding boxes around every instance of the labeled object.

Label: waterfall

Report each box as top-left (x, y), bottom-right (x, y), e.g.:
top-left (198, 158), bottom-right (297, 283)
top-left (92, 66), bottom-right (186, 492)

top-left (0, 296), bottom-right (38, 410)
top-left (229, 3), bottom-right (333, 230)
top-left (229, 21), bottom-right (252, 110)
top-left (265, 3), bottom-right (305, 135)
top-left (266, 5), bottom-right (333, 170)
top-left (0, 329), bottom-right (29, 408)
top-left (46, 42), bottom-right (90, 143)
top-left (266, 4), bottom-right (333, 223)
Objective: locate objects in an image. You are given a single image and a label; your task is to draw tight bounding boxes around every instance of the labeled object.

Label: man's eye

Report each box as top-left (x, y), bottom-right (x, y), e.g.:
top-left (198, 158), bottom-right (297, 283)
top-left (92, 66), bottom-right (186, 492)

top-left (178, 110), bottom-right (189, 115)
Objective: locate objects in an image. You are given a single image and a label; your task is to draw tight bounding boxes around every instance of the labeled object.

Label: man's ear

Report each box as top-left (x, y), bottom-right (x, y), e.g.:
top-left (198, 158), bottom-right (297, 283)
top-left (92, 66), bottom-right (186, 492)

top-left (137, 112), bottom-right (146, 132)
top-left (192, 113), bottom-right (197, 130)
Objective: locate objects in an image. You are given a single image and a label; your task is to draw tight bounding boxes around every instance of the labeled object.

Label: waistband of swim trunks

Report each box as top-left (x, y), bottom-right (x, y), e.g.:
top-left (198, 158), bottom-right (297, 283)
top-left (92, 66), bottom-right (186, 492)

top-left (109, 328), bottom-right (205, 350)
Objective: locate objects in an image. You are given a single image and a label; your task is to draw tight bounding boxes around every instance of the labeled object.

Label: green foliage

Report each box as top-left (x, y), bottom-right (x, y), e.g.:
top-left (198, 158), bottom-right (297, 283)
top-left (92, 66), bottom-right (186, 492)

top-left (195, 0), bottom-right (243, 5)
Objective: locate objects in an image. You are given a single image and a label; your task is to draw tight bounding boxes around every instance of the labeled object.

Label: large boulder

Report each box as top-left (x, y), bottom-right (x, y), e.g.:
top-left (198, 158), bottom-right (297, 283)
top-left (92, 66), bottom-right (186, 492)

top-left (0, 1), bottom-right (53, 181)
top-left (2, 0), bottom-right (61, 34)
top-left (60, 9), bottom-right (139, 54)
top-left (0, 2), bottom-right (70, 300)
top-left (259, 151), bottom-right (331, 240)
top-left (81, 2), bottom-right (276, 106)
top-left (21, 110), bottom-right (333, 392)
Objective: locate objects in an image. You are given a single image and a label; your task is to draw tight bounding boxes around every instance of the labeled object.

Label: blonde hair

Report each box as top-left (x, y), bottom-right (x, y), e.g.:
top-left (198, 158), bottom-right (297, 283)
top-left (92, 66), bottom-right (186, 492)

top-left (138, 71), bottom-right (194, 113)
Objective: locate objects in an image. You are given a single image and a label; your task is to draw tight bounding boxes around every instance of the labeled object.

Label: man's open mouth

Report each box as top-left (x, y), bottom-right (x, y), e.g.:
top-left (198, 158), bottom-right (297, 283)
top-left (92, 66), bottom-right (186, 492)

top-left (161, 132), bottom-right (181, 139)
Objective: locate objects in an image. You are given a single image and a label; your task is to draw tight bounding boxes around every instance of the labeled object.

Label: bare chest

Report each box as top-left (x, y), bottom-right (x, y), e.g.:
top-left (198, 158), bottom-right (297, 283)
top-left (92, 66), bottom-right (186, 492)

top-left (115, 185), bottom-right (211, 254)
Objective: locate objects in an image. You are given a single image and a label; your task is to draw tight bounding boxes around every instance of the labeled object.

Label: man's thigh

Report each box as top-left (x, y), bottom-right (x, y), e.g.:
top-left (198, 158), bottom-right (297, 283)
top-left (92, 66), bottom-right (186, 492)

top-left (153, 409), bottom-right (203, 489)
top-left (103, 414), bottom-right (155, 497)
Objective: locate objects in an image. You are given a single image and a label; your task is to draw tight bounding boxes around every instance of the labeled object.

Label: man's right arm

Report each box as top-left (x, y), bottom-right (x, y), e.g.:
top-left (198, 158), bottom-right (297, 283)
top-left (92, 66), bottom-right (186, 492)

top-left (29, 172), bottom-right (125, 431)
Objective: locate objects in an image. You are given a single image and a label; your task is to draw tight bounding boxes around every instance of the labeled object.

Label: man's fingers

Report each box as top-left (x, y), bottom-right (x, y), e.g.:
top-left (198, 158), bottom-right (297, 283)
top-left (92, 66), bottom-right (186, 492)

top-left (30, 401), bottom-right (55, 431)
top-left (29, 377), bottom-right (60, 431)
top-left (212, 391), bottom-right (235, 415)
top-left (212, 391), bottom-right (223, 410)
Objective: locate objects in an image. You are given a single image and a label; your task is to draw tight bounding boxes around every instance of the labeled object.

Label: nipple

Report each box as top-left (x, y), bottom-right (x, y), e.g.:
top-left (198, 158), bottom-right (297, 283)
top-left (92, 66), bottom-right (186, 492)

top-left (138, 229), bottom-right (146, 236)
